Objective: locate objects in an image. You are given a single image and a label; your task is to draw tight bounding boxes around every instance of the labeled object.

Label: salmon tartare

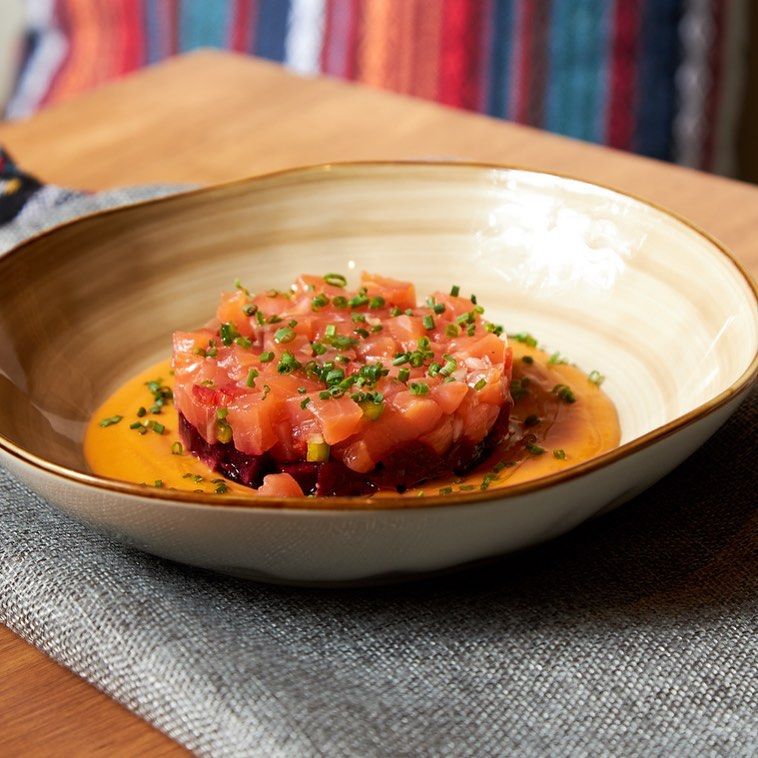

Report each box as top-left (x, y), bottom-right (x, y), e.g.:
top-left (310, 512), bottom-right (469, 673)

top-left (172, 273), bottom-right (513, 496)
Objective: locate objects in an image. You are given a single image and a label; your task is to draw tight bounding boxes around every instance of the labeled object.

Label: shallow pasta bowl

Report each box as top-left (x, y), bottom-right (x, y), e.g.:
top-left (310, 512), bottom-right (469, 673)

top-left (0, 162), bottom-right (755, 585)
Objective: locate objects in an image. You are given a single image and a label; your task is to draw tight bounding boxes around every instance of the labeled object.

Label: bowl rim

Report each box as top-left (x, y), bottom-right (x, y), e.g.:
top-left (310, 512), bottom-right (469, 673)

top-left (0, 159), bottom-right (756, 512)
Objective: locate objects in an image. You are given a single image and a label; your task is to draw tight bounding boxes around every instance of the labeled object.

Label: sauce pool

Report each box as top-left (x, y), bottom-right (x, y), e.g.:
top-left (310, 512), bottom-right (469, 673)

top-left (84, 343), bottom-right (620, 499)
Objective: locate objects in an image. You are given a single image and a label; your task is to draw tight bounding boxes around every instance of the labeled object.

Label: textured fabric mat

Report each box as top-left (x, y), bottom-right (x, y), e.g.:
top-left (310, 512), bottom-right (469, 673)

top-left (0, 191), bottom-right (756, 757)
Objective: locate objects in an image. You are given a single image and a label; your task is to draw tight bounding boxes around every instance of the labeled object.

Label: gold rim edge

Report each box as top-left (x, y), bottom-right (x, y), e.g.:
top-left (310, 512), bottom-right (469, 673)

top-left (0, 159), bottom-right (755, 513)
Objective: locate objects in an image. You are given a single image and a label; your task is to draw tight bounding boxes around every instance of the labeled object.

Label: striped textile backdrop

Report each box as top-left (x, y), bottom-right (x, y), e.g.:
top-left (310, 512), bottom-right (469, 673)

top-left (3, 0), bottom-right (750, 175)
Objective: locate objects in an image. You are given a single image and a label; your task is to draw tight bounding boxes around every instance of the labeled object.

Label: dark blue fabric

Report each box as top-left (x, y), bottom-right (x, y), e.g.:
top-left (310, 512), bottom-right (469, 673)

top-left (634, 0), bottom-right (684, 160)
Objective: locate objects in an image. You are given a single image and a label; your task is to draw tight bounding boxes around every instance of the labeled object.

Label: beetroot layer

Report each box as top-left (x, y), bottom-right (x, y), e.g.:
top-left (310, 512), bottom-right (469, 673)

top-left (178, 404), bottom-right (511, 497)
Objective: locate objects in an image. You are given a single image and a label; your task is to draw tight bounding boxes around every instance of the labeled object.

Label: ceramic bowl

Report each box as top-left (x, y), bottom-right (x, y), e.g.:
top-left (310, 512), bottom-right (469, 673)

top-left (0, 162), bottom-right (755, 585)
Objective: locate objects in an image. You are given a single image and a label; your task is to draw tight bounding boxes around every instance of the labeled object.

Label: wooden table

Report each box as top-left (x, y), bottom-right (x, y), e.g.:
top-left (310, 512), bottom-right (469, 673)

top-left (0, 50), bottom-right (756, 755)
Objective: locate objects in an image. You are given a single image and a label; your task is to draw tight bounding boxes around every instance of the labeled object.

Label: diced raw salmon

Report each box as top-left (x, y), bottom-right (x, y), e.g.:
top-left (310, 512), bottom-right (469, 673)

top-left (257, 473), bottom-right (304, 497)
top-left (173, 273), bottom-right (513, 495)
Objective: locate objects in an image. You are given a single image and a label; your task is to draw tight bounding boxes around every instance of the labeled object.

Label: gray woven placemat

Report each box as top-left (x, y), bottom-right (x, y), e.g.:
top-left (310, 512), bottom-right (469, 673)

top-left (0, 190), bottom-right (756, 757)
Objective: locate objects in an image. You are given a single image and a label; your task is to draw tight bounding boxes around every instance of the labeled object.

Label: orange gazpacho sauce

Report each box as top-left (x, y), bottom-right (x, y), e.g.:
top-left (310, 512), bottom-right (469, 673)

top-left (84, 342), bottom-right (620, 499)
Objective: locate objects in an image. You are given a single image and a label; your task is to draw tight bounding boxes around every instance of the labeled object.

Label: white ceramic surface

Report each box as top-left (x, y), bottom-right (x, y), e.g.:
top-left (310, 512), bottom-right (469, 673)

top-left (0, 163), bottom-right (755, 584)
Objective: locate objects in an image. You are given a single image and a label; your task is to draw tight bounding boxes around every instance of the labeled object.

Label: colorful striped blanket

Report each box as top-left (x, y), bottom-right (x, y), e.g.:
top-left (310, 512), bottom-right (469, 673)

top-left (3, 1), bottom-right (749, 174)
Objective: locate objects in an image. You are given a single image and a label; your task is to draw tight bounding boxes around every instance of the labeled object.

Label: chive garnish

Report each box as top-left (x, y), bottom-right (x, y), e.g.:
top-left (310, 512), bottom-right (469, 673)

top-left (450, 285), bottom-right (460, 296)
top-left (324, 273), bottom-right (347, 288)
top-left (509, 332), bottom-right (538, 348)
top-left (332, 295), bottom-right (348, 308)
top-left (369, 296), bottom-right (385, 309)
top-left (129, 421), bottom-right (143, 430)
top-left (311, 341), bottom-right (327, 356)
top-left (397, 367), bottom-right (410, 382)
top-left (552, 384), bottom-right (576, 403)
top-left (439, 486), bottom-right (453, 495)
top-left (588, 370), bottom-right (605, 386)
top-left (409, 382), bottom-right (429, 396)
top-left (526, 443), bottom-right (545, 455)
top-left (311, 293), bottom-right (329, 310)
top-left (445, 323), bottom-right (460, 338)
top-left (389, 306), bottom-right (402, 317)
top-left (474, 378), bottom-right (487, 391)
top-left (171, 442), bottom-right (183, 455)
top-left (274, 327), bottom-right (295, 344)
top-left (216, 407), bottom-right (228, 420)
top-left (260, 351), bottom-right (274, 363)
top-left (548, 351), bottom-right (567, 365)
top-left (553, 449), bottom-right (567, 460)
top-left (245, 368), bottom-right (259, 387)
top-left (300, 397), bottom-right (311, 409)
top-left (433, 302), bottom-right (446, 314)
top-left (219, 322), bottom-right (239, 346)
top-left (154, 479), bottom-right (163, 488)
top-left (523, 414), bottom-right (540, 427)
top-left (521, 355), bottom-right (534, 365)
top-left (152, 422), bottom-right (165, 435)
top-left (277, 351), bottom-right (300, 374)
top-left (99, 415), bottom-right (123, 428)
top-left (422, 314), bottom-right (435, 330)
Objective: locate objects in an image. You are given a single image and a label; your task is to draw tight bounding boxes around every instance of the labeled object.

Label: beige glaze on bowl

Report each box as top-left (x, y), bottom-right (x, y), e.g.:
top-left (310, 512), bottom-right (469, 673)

top-left (0, 163), bottom-right (755, 584)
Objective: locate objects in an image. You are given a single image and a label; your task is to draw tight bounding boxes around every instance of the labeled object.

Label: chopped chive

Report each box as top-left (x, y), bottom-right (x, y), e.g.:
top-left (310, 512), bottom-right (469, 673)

top-left (311, 341), bottom-right (328, 356)
top-left (459, 484), bottom-right (475, 491)
top-left (392, 352), bottom-right (410, 366)
top-left (324, 273), bottom-right (347, 288)
top-left (277, 351), bottom-right (300, 374)
top-left (351, 312), bottom-right (367, 323)
top-left (214, 482), bottom-right (228, 494)
top-left (450, 285), bottom-right (460, 296)
top-left (242, 303), bottom-right (258, 317)
top-left (152, 422), bottom-right (165, 435)
top-left (332, 295), bottom-right (348, 309)
top-left (526, 443), bottom-right (546, 455)
top-left (397, 367), bottom-right (410, 382)
top-left (445, 323), bottom-right (460, 338)
top-left (311, 293), bottom-right (329, 310)
top-left (409, 382), bottom-right (430, 396)
top-left (234, 336), bottom-right (252, 349)
top-left (371, 324), bottom-right (383, 333)
top-left (548, 351), bottom-right (567, 366)
top-left (297, 386), bottom-right (307, 394)
top-left (154, 479), bottom-right (163, 488)
top-left (588, 370), bottom-right (606, 387)
top-left (260, 351), bottom-right (274, 363)
top-left (319, 390), bottom-right (331, 400)
top-left (245, 368), bottom-right (259, 387)
top-left (369, 296), bottom-right (385, 309)
top-left (521, 355), bottom-right (534, 365)
top-left (439, 486), bottom-right (453, 495)
top-left (129, 421), bottom-right (143, 430)
top-left (552, 384), bottom-right (577, 404)
top-left (433, 302), bottom-right (446, 314)
top-left (171, 441), bottom-right (183, 455)
top-left (219, 322), bottom-right (239, 346)
top-left (553, 449), bottom-right (567, 460)
top-left (466, 323), bottom-right (476, 336)
top-left (354, 328), bottom-right (369, 338)
top-left (255, 311), bottom-right (266, 325)
top-left (389, 306), bottom-right (402, 317)
top-left (216, 407), bottom-right (228, 420)
top-left (470, 294), bottom-right (477, 305)
top-left (99, 415), bottom-right (123, 428)
top-left (234, 277), bottom-right (250, 295)
top-left (274, 327), bottom-right (295, 344)
top-left (523, 414), bottom-right (540, 427)
top-left (300, 397), bottom-right (311, 409)
top-left (422, 314), bottom-right (435, 330)
top-left (509, 332), bottom-right (538, 348)
top-left (136, 406), bottom-right (147, 417)
top-left (474, 378), bottom-right (487, 391)
top-left (485, 323), bottom-right (504, 336)
top-left (325, 324), bottom-right (337, 338)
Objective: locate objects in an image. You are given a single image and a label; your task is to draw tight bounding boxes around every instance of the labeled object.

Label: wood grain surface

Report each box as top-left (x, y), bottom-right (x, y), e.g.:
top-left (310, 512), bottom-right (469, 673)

top-left (0, 50), bottom-right (756, 755)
